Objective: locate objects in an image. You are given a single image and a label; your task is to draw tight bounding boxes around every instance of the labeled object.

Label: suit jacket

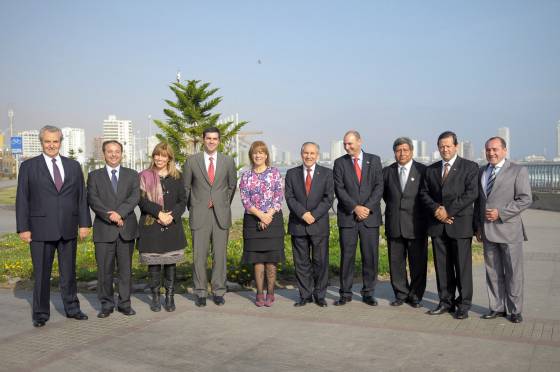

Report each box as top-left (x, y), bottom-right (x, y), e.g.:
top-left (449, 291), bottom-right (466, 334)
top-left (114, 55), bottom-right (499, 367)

top-left (87, 166), bottom-right (140, 243)
top-left (419, 156), bottom-right (479, 238)
top-left (333, 152), bottom-right (383, 228)
top-left (183, 152), bottom-right (237, 230)
top-left (16, 154), bottom-right (91, 241)
top-left (474, 160), bottom-right (532, 243)
top-left (382, 160), bottom-right (428, 239)
top-left (285, 164), bottom-right (334, 237)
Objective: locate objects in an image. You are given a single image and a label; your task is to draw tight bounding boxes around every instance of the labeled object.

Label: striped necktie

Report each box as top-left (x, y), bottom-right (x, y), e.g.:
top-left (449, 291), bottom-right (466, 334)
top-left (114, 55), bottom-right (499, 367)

top-left (486, 165), bottom-right (496, 196)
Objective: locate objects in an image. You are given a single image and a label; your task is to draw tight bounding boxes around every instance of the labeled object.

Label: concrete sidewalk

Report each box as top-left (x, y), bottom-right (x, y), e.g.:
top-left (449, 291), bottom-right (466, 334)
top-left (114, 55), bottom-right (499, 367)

top-left (1, 209), bottom-right (559, 372)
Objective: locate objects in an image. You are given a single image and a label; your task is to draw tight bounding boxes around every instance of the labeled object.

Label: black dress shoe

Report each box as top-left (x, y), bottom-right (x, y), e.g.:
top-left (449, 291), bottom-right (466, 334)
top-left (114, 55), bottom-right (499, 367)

top-left (117, 307), bottom-right (136, 316)
top-left (390, 299), bottom-right (404, 306)
top-left (455, 309), bottom-right (469, 319)
top-left (481, 310), bottom-right (507, 319)
top-left (315, 298), bottom-right (328, 307)
top-left (362, 295), bottom-right (378, 306)
top-left (195, 296), bottom-right (207, 307)
top-left (213, 296), bottom-right (225, 306)
top-left (66, 311), bottom-right (88, 320)
top-left (428, 305), bottom-right (451, 315)
top-left (33, 320), bottom-right (46, 328)
top-left (510, 313), bottom-right (523, 323)
top-left (333, 297), bottom-right (351, 306)
top-left (294, 298), bottom-right (313, 307)
top-left (97, 309), bottom-right (113, 318)
top-left (405, 298), bottom-right (422, 308)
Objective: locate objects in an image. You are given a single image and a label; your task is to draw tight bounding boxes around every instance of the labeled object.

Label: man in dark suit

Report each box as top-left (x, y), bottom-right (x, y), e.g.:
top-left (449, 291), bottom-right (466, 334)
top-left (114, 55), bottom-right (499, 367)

top-left (16, 125), bottom-right (91, 327)
top-left (87, 140), bottom-right (140, 318)
top-left (333, 130), bottom-right (383, 306)
top-left (382, 137), bottom-right (428, 308)
top-left (285, 142), bottom-right (334, 307)
top-left (420, 131), bottom-right (479, 319)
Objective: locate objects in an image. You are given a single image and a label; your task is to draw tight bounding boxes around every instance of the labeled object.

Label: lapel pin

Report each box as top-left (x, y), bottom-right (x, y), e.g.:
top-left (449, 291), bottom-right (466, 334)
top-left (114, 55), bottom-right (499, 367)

top-left (411, 177), bottom-right (415, 182)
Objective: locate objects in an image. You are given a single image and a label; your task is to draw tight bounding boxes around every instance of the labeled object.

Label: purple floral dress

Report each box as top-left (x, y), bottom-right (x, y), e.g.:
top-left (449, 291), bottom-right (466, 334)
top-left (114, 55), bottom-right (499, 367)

top-left (239, 167), bottom-right (284, 213)
top-left (239, 167), bottom-right (285, 264)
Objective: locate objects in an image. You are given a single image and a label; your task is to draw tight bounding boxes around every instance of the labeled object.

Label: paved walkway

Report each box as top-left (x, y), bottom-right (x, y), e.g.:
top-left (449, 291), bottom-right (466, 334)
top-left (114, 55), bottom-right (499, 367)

top-left (0, 209), bottom-right (559, 372)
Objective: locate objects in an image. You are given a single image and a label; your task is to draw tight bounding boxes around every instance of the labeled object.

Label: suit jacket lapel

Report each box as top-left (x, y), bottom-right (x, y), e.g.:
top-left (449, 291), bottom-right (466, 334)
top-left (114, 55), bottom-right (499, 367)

top-left (491, 159), bottom-right (510, 194)
top-left (59, 157), bottom-right (73, 192)
top-left (38, 155), bottom-right (58, 191)
top-left (309, 165), bottom-right (322, 197)
top-left (195, 153), bottom-right (211, 185)
top-left (406, 162), bottom-right (419, 193)
top-left (361, 154), bottom-right (370, 186)
top-left (391, 164), bottom-right (402, 194)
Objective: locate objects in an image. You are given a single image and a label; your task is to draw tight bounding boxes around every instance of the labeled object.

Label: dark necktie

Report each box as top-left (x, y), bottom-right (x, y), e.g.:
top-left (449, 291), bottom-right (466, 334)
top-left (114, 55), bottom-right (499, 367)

top-left (486, 165), bottom-right (496, 196)
top-left (353, 157), bottom-right (362, 184)
top-left (111, 169), bottom-right (118, 193)
top-left (52, 158), bottom-right (63, 192)
top-left (441, 162), bottom-right (450, 184)
top-left (305, 168), bottom-right (312, 195)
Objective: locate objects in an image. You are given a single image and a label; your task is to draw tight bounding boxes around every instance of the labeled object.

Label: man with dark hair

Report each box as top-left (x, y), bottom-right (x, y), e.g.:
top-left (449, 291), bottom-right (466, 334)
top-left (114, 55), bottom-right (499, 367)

top-left (420, 130), bottom-right (479, 319)
top-left (333, 130), bottom-right (383, 306)
top-left (285, 142), bottom-right (334, 307)
top-left (184, 126), bottom-right (237, 307)
top-left (383, 137), bottom-right (428, 308)
top-left (16, 125), bottom-right (92, 327)
top-left (475, 137), bottom-right (532, 323)
top-left (87, 140), bottom-right (140, 318)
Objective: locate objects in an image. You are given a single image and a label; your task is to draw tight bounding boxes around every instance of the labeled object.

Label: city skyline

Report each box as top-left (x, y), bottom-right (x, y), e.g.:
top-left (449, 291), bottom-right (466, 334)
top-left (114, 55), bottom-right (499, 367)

top-left (1, 1), bottom-right (559, 161)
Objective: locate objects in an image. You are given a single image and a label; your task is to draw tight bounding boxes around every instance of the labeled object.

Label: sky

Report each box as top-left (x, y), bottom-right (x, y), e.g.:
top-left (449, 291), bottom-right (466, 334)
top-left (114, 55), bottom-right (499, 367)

top-left (1, 0), bottom-right (559, 161)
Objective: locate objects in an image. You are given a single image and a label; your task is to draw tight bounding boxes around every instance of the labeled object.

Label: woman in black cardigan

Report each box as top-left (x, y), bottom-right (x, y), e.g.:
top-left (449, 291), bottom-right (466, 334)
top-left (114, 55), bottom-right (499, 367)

top-left (137, 143), bottom-right (187, 312)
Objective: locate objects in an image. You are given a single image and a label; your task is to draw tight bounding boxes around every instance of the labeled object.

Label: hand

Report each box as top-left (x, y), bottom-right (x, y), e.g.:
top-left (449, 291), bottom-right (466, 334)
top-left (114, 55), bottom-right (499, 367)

top-left (443, 217), bottom-right (454, 224)
top-left (259, 221), bottom-right (269, 230)
top-left (475, 230), bottom-right (482, 242)
top-left (302, 212), bottom-right (315, 225)
top-left (353, 205), bottom-right (370, 220)
top-left (259, 211), bottom-right (273, 225)
top-left (19, 231), bottom-right (32, 243)
top-left (158, 211), bottom-right (173, 226)
top-left (434, 206), bottom-right (449, 222)
top-left (107, 211), bottom-right (122, 225)
top-left (485, 208), bottom-right (499, 222)
top-left (79, 227), bottom-right (90, 240)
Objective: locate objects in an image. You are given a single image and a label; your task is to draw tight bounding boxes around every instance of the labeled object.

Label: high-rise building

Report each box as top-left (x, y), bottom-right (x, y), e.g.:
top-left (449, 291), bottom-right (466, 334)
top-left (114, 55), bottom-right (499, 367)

top-left (19, 130), bottom-right (42, 158)
top-left (556, 120), bottom-right (560, 160)
top-left (282, 150), bottom-right (292, 165)
top-left (498, 127), bottom-right (511, 157)
top-left (60, 127), bottom-right (86, 164)
top-left (270, 145), bottom-right (279, 164)
top-left (330, 140), bottom-right (344, 161)
top-left (103, 115), bottom-right (135, 167)
top-left (92, 136), bottom-right (104, 161)
top-left (460, 140), bottom-right (474, 161)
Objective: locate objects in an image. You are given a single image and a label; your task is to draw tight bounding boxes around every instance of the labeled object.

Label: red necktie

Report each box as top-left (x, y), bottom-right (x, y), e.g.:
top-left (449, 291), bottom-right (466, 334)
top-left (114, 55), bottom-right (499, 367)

top-left (208, 157), bottom-right (215, 185)
top-left (353, 157), bottom-right (362, 184)
top-left (305, 168), bottom-right (312, 195)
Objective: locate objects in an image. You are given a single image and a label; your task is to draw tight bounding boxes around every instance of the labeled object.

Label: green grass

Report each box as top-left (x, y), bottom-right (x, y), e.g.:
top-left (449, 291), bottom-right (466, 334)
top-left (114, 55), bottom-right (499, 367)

top-left (0, 218), bottom-right (482, 290)
top-left (0, 186), bottom-right (16, 205)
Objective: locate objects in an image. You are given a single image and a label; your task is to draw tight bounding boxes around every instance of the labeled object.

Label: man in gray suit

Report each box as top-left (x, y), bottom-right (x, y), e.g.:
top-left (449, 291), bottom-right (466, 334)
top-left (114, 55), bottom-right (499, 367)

top-left (183, 127), bottom-right (237, 307)
top-left (475, 136), bottom-right (532, 323)
top-left (87, 140), bottom-right (140, 318)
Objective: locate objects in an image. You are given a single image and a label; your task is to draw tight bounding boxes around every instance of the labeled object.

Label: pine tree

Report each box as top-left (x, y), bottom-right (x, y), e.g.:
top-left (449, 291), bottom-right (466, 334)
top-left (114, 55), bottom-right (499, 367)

top-left (153, 79), bottom-right (248, 165)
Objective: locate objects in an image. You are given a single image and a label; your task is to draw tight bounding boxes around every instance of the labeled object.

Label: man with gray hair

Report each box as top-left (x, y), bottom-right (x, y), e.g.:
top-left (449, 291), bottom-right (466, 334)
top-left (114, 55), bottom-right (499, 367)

top-left (382, 137), bottom-right (428, 307)
top-left (16, 125), bottom-right (91, 327)
top-left (285, 142), bottom-right (334, 307)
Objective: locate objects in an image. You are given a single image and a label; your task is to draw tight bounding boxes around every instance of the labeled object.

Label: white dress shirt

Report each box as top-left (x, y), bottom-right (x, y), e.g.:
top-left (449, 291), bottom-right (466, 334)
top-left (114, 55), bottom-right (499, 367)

top-left (204, 151), bottom-right (218, 173)
top-left (106, 164), bottom-right (121, 181)
top-left (481, 158), bottom-right (506, 196)
top-left (303, 163), bottom-right (316, 180)
top-left (42, 153), bottom-right (65, 182)
top-left (441, 154), bottom-right (458, 177)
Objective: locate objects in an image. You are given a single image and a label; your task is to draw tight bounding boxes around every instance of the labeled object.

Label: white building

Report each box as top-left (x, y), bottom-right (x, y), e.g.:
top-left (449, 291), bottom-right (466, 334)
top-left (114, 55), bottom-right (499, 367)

top-left (282, 150), bottom-right (292, 165)
top-left (270, 145), bottom-right (279, 164)
top-left (330, 140), bottom-right (344, 161)
top-left (60, 127), bottom-right (86, 164)
top-left (103, 115), bottom-right (135, 168)
top-left (498, 127), bottom-right (511, 157)
top-left (19, 130), bottom-right (42, 158)
top-left (555, 120), bottom-right (560, 160)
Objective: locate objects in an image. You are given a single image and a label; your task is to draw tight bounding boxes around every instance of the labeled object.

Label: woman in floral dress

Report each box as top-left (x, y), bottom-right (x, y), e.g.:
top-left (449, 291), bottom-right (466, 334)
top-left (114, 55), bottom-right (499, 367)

top-left (239, 141), bottom-right (285, 307)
